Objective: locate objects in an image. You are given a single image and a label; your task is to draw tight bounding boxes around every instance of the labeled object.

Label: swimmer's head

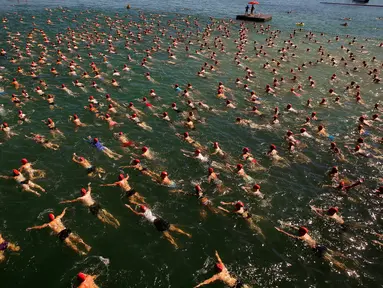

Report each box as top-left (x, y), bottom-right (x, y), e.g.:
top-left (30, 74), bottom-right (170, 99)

top-left (195, 185), bottom-right (202, 192)
top-left (160, 171), bottom-right (168, 178)
top-left (208, 167), bottom-right (214, 174)
top-left (237, 163), bottom-right (243, 170)
top-left (235, 201), bottom-right (245, 209)
top-left (79, 157), bottom-right (85, 162)
top-left (213, 142), bottom-right (219, 148)
top-left (93, 138), bottom-right (99, 143)
top-left (300, 128), bottom-right (306, 133)
top-left (286, 104), bottom-right (292, 109)
top-left (13, 169), bottom-right (20, 176)
top-left (286, 130), bottom-right (293, 136)
top-left (253, 184), bottom-right (261, 190)
top-left (48, 213), bottom-right (55, 221)
top-left (183, 132), bottom-right (189, 138)
top-left (270, 144), bottom-right (276, 150)
top-left (118, 174), bottom-right (125, 180)
top-left (142, 146), bottom-right (148, 153)
top-left (195, 149), bottom-right (201, 155)
top-left (355, 145), bottom-right (360, 151)
top-left (77, 273), bottom-right (86, 282)
top-left (318, 125), bottom-right (324, 131)
top-left (132, 159), bottom-right (140, 164)
top-left (298, 226), bottom-right (308, 236)
top-left (327, 207), bottom-right (338, 216)
top-left (357, 138), bottom-right (364, 143)
top-left (80, 188), bottom-right (87, 196)
top-left (215, 263), bottom-right (224, 272)
top-left (139, 205), bottom-right (148, 212)
top-left (21, 158), bottom-right (28, 164)
top-left (132, 113), bottom-right (137, 118)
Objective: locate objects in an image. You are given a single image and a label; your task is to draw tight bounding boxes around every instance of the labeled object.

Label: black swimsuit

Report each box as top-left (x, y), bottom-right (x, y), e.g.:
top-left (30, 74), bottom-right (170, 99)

top-left (153, 218), bottom-right (170, 232)
top-left (89, 203), bottom-right (101, 216)
top-left (313, 245), bottom-right (327, 257)
top-left (125, 188), bottom-right (137, 197)
top-left (86, 166), bottom-right (95, 174)
top-left (58, 229), bottom-right (72, 241)
top-left (0, 241), bottom-right (9, 251)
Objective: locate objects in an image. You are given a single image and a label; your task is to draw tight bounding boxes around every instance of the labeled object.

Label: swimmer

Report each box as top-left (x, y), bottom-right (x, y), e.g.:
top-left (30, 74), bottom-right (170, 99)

top-left (226, 164), bottom-right (254, 183)
top-left (310, 206), bottom-right (344, 225)
top-left (19, 158), bottom-right (45, 179)
top-left (26, 208), bottom-right (91, 256)
top-left (125, 102), bottom-right (145, 117)
top-left (77, 272), bottom-right (99, 288)
top-left (120, 159), bottom-right (157, 178)
top-left (0, 169), bottom-right (45, 196)
top-left (219, 200), bottom-right (264, 237)
top-left (42, 118), bottom-right (65, 138)
top-left (60, 183), bottom-right (120, 228)
top-left (72, 153), bottom-right (105, 178)
top-left (267, 144), bottom-right (289, 166)
top-left (100, 173), bottom-right (146, 205)
top-left (275, 225), bottom-right (347, 271)
top-left (0, 234), bottom-right (20, 263)
top-left (25, 133), bottom-right (60, 150)
top-left (241, 184), bottom-right (264, 199)
top-left (113, 132), bottom-right (136, 148)
top-left (87, 137), bottom-right (122, 160)
top-left (192, 185), bottom-right (222, 217)
top-left (182, 149), bottom-right (209, 162)
top-left (207, 167), bottom-right (226, 193)
top-left (175, 132), bottom-right (205, 150)
top-left (128, 113), bottom-right (152, 131)
top-left (125, 204), bottom-right (191, 249)
top-left (211, 142), bottom-right (226, 158)
top-left (1, 122), bottom-right (18, 139)
top-left (69, 114), bottom-right (87, 128)
top-left (194, 250), bottom-right (251, 288)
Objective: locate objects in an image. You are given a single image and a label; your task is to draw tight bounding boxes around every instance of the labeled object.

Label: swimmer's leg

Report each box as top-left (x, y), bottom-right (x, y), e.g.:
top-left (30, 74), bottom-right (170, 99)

top-left (69, 234), bottom-right (91, 251)
top-left (323, 253), bottom-right (347, 270)
top-left (28, 181), bottom-right (45, 192)
top-left (169, 224), bottom-right (192, 238)
top-left (22, 185), bottom-right (41, 196)
top-left (0, 252), bottom-right (5, 262)
top-left (64, 238), bottom-right (85, 255)
top-left (32, 169), bottom-right (46, 179)
top-left (132, 193), bottom-right (146, 203)
top-left (162, 231), bottom-right (179, 249)
top-left (99, 209), bottom-right (120, 228)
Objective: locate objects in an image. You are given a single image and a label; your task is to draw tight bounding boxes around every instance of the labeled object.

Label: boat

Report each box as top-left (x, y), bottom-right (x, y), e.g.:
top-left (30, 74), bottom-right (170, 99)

top-left (352, 0), bottom-right (369, 3)
top-left (296, 22), bottom-right (304, 26)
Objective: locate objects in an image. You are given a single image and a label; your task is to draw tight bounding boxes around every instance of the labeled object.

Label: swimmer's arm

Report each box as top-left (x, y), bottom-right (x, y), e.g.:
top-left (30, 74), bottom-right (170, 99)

top-left (124, 204), bottom-right (143, 215)
top-left (57, 207), bottom-right (68, 219)
top-left (217, 206), bottom-right (231, 213)
top-left (0, 175), bottom-right (12, 179)
top-left (100, 182), bottom-right (117, 187)
top-left (344, 179), bottom-right (364, 190)
top-left (275, 227), bottom-right (300, 238)
top-left (7, 242), bottom-right (20, 251)
top-left (194, 275), bottom-right (219, 288)
top-left (26, 223), bottom-right (49, 231)
top-left (60, 198), bottom-right (81, 204)
top-left (215, 250), bottom-right (223, 263)
top-left (220, 201), bottom-right (234, 206)
top-left (310, 206), bottom-right (324, 217)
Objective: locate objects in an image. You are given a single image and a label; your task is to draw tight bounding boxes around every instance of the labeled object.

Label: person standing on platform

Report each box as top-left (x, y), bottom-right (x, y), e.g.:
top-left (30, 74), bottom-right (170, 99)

top-left (251, 4), bottom-right (255, 15)
top-left (245, 5), bottom-right (249, 15)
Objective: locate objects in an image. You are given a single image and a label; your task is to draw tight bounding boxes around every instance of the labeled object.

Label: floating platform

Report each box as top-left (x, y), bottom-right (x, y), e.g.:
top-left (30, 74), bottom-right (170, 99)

top-left (320, 2), bottom-right (383, 7)
top-left (236, 14), bottom-right (272, 22)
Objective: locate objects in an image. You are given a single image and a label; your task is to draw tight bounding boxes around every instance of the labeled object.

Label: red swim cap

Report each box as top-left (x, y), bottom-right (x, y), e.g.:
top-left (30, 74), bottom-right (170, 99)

top-left (243, 147), bottom-right (249, 153)
top-left (143, 97), bottom-right (147, 101)
top-left (171, 103), bottom-right (176, 107)
top-left (132, 113), bottom-right (137, 118)
top-left (287, 130), bottom-right (293, 136)
top-left (77, 272), bottom-right (86, 282)
top-left (195, 149), bottom-right (201, 155)
top-left (79, 157), bottom-right (85, 162)
top-left (253, 184), bottom-right (261, 190)
top-left (118, 174), bottom-right (125, 180)
top-left (21, 158), bottom-right (28, 164)
top-left (161, 171), bottom-right (168, 178)
top-left (300, 128), bottom-right (306, 133)
top-left (80, 188), bottom-right (87, 196)
top-left (216, 263), bottom-right (224, 272)
top-left (195, 185), bottom-right (202, 192)
top-left (13, 169), bottom-right (20, 176)
top-left (270, 144), bottom-right (276, 150)
top-left (235, 201), bottom-right (245, 209)
top-left (208, 167), bottom-right (214, 174)
top-left (183, 132), bottom-right (189, 137)
top-left (213, 142), bottom-right (219, 148)
top-left (93, 138), bottom-right (99, 142)
top-left (298, 226), bottom-right (308, 236)
top-left (142, 146), bottom-right (148, 152)
top-left (327, 207), bottom-right (338, 216)
top-left (48, 213), bottom-right (55, 221)
top-left (237, 163), bottom-right (243, 170)
top-left (140, 205), bottom-right (147, 212)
